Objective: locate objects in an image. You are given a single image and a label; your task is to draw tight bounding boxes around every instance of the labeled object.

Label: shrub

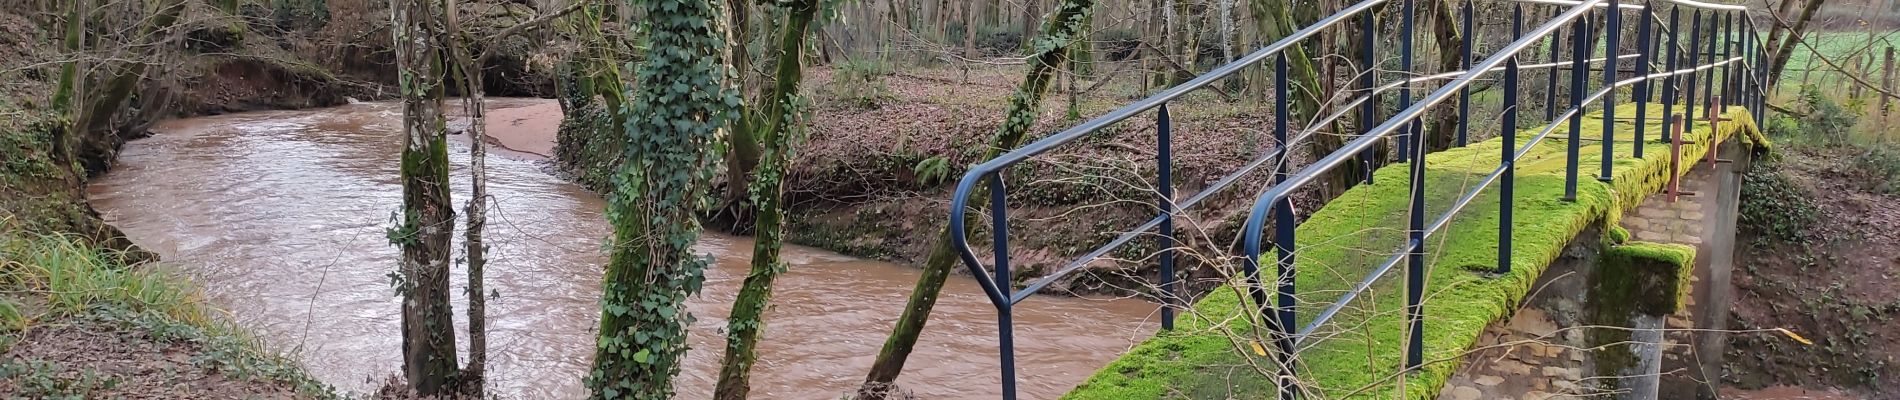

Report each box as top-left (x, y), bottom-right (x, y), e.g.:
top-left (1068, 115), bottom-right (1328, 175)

top-left (1739, 159), bottom-right (1819, 243)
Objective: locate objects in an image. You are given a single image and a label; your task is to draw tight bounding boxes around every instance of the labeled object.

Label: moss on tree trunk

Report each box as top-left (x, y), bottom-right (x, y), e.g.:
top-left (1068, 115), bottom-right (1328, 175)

top-left (713, 4), bottom-right (819, 398)
top-left (391, 0), bottom-right (461, 393)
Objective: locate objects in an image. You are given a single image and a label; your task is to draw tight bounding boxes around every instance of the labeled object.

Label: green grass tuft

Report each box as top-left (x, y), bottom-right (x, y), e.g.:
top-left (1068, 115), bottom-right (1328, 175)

top-left (0, 232), bottom-right (338, 398)
top-left (1065, 104), bottom-right (1764, 399)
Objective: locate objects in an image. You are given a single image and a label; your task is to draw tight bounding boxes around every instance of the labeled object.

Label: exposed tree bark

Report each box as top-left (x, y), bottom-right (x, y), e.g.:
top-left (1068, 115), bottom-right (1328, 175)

top-left (855, 1), bottom-right (1095, 398)
top-left (587, 0), bottom-right (738, 397)
top-left (390, 0), bottom-right (461, 394)
top-left (713, 3), bottom-right (819, 398)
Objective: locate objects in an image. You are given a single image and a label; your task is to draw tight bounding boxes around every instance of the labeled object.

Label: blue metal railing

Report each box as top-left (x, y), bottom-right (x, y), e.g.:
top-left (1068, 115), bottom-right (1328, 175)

top-left (944, 0), bottom-right (1767, 397)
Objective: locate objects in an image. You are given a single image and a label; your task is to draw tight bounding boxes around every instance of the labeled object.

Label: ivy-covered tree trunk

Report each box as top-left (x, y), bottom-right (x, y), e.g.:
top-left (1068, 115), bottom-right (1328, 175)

top-left (586, 0), bottom-right (738, 397)
top-left (855, 2), bottom-right (1094, 398)
top-left (712, 3), bottom-right (819, 399)
top-left (390, 0), bottom-right (461, 394)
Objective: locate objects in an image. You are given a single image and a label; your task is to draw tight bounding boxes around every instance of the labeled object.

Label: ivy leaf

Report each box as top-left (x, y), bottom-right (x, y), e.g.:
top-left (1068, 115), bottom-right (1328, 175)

top-left (633, 348), bottom-right (652, 364)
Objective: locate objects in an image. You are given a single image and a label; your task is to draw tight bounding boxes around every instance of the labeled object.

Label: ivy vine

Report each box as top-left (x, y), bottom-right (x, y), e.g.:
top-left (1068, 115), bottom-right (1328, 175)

top-left (586, 0), bottom-right (739, 398)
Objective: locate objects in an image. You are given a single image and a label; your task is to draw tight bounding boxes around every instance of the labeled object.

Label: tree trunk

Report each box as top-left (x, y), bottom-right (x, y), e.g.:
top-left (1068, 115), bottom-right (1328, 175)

top-left (587, 0), bottom-right (737, 397)
top-left (964, 0), bottom-right (979, 58)
top-left (1424, 0), bottom-right (1464, 153)
top-left (1250, 0), bottom-right (1346, 196)
top-left (719, 0), bottom-right (760, 230)
top-left (1769, 0), bottom-right (1829, 88)
top-left (855, 1), bottom-right (1094, 398)
top-left (713, 4), bottom-right (819, 399)
top-left (441, 0), bottom-right (487, 395)
top-left (391, 0), bottom-right (461, 394)
top-left (1882, 46), bottom-right (1894, 115)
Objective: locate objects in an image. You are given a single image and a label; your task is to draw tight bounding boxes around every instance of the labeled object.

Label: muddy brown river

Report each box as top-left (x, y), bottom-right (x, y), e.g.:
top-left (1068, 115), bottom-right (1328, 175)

top-left (87, 99), bottom-right (1157, 399)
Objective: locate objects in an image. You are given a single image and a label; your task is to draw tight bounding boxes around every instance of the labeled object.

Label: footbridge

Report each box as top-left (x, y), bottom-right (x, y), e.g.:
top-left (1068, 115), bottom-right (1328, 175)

top-left (945, 0), bottom-right (1772, 398)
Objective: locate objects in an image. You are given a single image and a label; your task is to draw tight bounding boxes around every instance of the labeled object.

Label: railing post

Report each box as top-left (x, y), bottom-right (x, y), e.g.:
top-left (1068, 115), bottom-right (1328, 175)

top-left (1634, 1), bottom-right (1654, 159)
top-left (1271, 53), bottom-right (1299, 400)
top-left (987, 175), bottom-right (1017, 400)
top-left (1661, 6), bottom-right (1680, 154)
top-left (1457, 0), bottom-right (1473, 147)
top-left (1702, 10), bottom-right (1718, 113)
top-left (1721, 11), bottom-right (1735, 107)
top-left (1668, 114), bottom-right (1684, 202)
top-left (1157, 103), bottom-right (1176, 331)
top-left (1500, 2), bottom-right (1523, 276)
top-left (1684, 9), bottom-right (1703, 135)
top-left (1399, 0), bottom-right (1417, 162)
top-left (1401, 0), bottom-right (1425, 373)
top-left (1359, 10), bottom-right (1377, 185)
top-left (1547, 8), bottom-right (1562, 122)
top-left (1565, 17), bottom-right (1586, 202)
top-left (1602, 0), bottom-right (1621, 181)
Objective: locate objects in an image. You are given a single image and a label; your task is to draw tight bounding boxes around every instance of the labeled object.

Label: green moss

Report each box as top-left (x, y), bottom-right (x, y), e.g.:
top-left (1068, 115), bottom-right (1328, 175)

top-left (1065, 104), bottom-right (1763, 399)
top-left (1607, 225), bottom-right (1631, 245)
top-left (1587, 241), bottom-right (1695, 378)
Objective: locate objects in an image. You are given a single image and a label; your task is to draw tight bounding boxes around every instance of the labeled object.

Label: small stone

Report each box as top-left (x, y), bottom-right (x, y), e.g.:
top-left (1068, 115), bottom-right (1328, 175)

top-left (1524, 355), bottom-right (1543, 365)
top-left (1498, 360), bottom-right (1533, 375)
top-left (1673, 233), bottom-right (1704, 244)
top-left (1526, 343), bottom-right (1551, 356)
top-left (1681, 201), bottom-right (1704, 212)
top-left (1542, 366), bottom-right (1569, 378)
top-left (1637, 230), bottom-right (1670, 241)
top-left (1685, 222), bottom-right (1705, 234)
top-left (1624, 216), bottom-right (1651, 229)
top-left (1475, 375), bottom-right (1505, 386)
top-left (1569, 351), bottom-right (1585, 363)
top-left (1638, 207), bottom-right (1673, 218)
top-left (1451, 385), bottom-right (1483, 400)
top-left (1526, 390), bottom-right (1554, 399)
top-left (1534, 380), bottom-right (1549, 390)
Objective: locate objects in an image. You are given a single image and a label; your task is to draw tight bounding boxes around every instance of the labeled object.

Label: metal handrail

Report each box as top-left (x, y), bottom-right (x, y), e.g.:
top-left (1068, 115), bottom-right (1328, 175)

top-left (940, 0), bottom-right (1770, 396)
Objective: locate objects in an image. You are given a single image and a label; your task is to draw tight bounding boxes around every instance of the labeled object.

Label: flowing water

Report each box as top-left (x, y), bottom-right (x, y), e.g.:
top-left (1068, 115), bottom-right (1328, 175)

top-left (87, 99), bottom-right (1158, 399)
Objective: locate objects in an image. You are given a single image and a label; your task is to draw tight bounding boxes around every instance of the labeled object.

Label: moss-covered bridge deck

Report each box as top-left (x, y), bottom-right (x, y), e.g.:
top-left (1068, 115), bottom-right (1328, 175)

top-left (1063, 104), bottom-right (1767, 399)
